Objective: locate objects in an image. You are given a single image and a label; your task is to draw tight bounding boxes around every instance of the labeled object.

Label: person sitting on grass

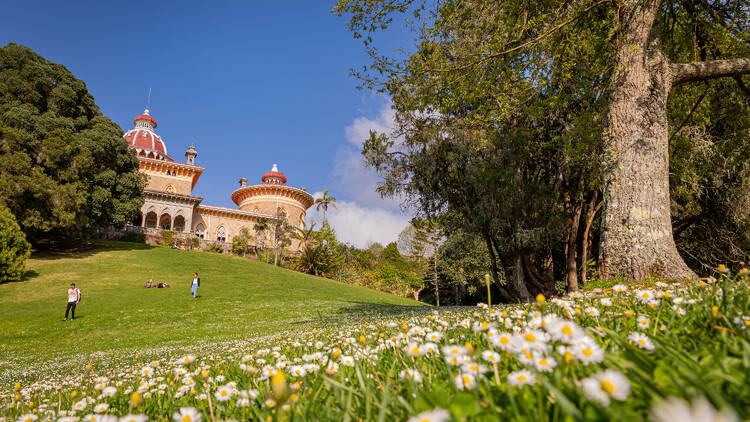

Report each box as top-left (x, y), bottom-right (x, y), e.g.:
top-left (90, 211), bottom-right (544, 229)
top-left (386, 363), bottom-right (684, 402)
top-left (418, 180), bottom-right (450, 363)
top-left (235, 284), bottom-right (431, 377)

top-left (144, 279), bottom-right (154, 288)
top-left (157, 282), bottom-right (170, 288)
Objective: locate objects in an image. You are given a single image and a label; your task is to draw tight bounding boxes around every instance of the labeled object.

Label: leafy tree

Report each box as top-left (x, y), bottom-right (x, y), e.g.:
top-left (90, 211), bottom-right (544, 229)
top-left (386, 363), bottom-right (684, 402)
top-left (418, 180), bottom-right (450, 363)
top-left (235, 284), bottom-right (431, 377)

top-left (334, 0), bottom-right (750, 283)
top-left (232, 227), bottom-right (254, 257)
top-left (314, 190), bottom-right (337, 221)
top-left (253, 219), bottom-right (269, 252)
top-left (0, 43), bottom-right (145, 247)
top-left (271, 208), bottom-right (295, 266)
top-left (0, 205), bottom-right (31, 282)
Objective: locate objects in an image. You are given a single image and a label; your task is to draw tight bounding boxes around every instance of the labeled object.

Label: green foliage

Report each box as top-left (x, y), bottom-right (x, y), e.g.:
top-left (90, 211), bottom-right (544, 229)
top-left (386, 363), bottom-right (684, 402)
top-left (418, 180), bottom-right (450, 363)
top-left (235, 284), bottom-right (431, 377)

top-left (120, 231), bottom-right (145, 244)
top-left (0, 205), bottom-right (30, 282)
top-left (204, 242), bottom-right (224, 253)
top-left (0, 43), bottom-right (145, 247)
top-left (160, 230), bottom-right (175, 247)
top-left (231, 227), bottom-right (254, 257)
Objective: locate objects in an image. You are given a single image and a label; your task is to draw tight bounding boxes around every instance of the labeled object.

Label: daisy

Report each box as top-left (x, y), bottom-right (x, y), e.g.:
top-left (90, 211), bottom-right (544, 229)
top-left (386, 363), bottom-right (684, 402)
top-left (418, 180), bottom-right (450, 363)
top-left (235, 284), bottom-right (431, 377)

top-left (637, 317), bottom-right (650, 329)
top-left (460, 362), bottom-right (488, 375)
top-left (650, 396), bottom-right (738, 422)
top-left (441, 345), bottom-right (467, 357)
top-left (179, 355), bottom-right (196, 366)
top-left (340, 356), bottom-right (355, 367)
top-left (534, 356), bottom-right (558, 372)
top-left (454, 373), bottom-right (476, 390)
top-left (628, 332), bottom-right (655, 351)
top-left (581, 369), bottom-right (631, 406)
top-left (325, 362), bottom-right (339, 375)
top-left (573, 340), bottom-right (605, 365)
top-left (425, 331), bottom-right (442, 342)
top-left (399, 369), bottom-right (423, 383)
top-left (214, 385), bottom-right (232, 402)
top-left (289, 365), bottom-right (307, 377)
top-left (73, 399), bottom-right (88, 411)
top-left (247, 389), bottom-right (260, 399)
top-left (82, 415), bottom-right (98, 422)
top-left (264, 399), bottom-right (276, 408)
top-left (16, 416), bottom-right (38, 422)
top-left (546, 319), bottom-right (583, 344)
top-left (406, 408), bottom-right (451, 422)
top-left (405, 343), bottom-right (423, 357)
top-left (481, 350), bottom-right (501, 364)
top-left (94, 403), bottom-right (109, 413)
top-left (172, 407), bottom-right (201, 422)
top-left (612, 284), bottom-right (626, 293)
top-left (507, 370), bottom-right (536, 386)
top-left (585, 307), bottom-right (600, 318)
top-left (489, 332), bottom-right (515, 352)
top-left (119, 415), bottom-right (148, 422)
top-left (236, 398), bottom-right (250, 408)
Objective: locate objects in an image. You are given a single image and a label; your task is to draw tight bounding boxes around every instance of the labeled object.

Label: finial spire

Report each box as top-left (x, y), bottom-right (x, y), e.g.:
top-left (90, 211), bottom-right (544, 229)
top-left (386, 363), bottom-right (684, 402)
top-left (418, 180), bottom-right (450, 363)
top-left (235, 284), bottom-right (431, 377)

top-left (272, 163), bottom-right (278, 172)
top-left (146, 87), bottom-right (152, 112)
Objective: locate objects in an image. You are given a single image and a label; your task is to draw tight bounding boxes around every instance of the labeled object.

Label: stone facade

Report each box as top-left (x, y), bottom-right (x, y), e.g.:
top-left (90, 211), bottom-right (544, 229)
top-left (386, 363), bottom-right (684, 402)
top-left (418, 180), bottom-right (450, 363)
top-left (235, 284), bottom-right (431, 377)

top-left (123, 109), bottom-right (313, 250)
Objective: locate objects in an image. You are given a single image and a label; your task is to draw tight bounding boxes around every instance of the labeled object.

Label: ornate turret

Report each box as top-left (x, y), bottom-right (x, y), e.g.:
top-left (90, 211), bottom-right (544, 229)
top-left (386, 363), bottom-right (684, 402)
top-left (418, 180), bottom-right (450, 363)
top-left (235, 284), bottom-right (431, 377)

top-left (239, 177), bottom-right (247, 187)
top-left (123, 109), bottom-right (172, 161)
top-left (185, 144), bottom-right (197, 165)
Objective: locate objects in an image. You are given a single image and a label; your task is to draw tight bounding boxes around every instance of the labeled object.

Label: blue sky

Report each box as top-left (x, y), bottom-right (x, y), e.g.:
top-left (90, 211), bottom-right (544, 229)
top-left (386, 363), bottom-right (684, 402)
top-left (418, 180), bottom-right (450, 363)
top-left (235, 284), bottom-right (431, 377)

top-left (1, 0), bottom-right (415, 247)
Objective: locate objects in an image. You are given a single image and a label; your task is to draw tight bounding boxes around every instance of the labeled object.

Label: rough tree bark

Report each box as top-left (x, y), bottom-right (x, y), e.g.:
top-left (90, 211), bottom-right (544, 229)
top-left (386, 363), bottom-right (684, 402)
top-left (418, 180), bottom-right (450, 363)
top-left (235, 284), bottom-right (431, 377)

top-left (600, 0), bottom-right (750, 281)
top-left (581, 193), bottom-right (602, 285)
top-left (512, 250), bottom-right (532, 302)
top-left (483, 233), bottom-right (515, 302)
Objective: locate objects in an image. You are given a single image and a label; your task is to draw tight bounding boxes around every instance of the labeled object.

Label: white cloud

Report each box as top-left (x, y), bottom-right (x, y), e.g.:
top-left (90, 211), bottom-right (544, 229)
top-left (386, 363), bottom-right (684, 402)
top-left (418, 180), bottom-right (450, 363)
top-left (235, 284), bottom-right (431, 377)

top-left (309, 98), bottom-right (413, 248)
top-left (307, 194), bottom-right (410, 248)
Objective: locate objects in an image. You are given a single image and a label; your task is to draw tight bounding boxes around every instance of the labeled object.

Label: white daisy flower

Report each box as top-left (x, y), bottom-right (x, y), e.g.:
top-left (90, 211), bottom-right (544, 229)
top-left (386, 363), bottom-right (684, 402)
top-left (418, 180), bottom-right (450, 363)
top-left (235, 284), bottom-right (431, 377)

top-left (94, 403), bottom-right (109, 413)
top-left (214, 385), bottom-right (232, 402)
top-left (406, 408), bottom-right (451, 422)
top-left (399, 369), bottom-right (423, 383)
top-left (172, 407), bottom-right (201, 422)
top-left (454, 372), bottom-right (476, 390)
top-left (628, 332), bottom-right (655, 351)
top-left (481, 350), bottom-right (501, 364)
top-left (581, 369), bottom-right (631, 406)
top-left (650, 396), bottom-right (738, 422)
top-left (507, 370), bottom-right (536, 386)
top-left (119, 415), bottom-right (148, 422)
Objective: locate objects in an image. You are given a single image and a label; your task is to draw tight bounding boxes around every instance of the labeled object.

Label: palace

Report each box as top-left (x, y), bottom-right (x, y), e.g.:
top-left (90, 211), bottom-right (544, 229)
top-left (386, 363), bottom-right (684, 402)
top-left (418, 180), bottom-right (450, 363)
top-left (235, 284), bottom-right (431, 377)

top-left (123, 108), bottom-right (313, 249)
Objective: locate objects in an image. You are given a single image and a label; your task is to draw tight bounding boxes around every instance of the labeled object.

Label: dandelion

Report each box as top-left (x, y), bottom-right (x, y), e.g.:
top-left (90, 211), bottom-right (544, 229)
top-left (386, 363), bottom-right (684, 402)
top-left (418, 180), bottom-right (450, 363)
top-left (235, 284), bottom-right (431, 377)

top-left (650, 396), bottom-right (738, 422)
top-left (454, 373), bottom-right (476, 390)
top-left (628, 332), bottom-right (655, 350)
top-left (214, 385), bottom-right (232, 402)
top-left (406, 408), bottom-right (451, 422)
top-left (507, 370), bottom-right (536, 386)
top-left (581, 369), bottom-right (631, 406)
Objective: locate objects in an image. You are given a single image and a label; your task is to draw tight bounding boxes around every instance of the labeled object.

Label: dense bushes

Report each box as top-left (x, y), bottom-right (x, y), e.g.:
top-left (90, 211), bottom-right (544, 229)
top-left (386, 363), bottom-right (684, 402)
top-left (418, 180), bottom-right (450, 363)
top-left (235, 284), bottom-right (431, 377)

top-left (0, 206), bottom-right (31, 282)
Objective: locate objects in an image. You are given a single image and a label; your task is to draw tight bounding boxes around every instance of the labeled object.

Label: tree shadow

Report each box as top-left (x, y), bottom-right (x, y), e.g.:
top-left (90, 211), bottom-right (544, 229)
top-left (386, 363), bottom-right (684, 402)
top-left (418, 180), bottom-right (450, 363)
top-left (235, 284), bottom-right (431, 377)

top-left (32, 240), bottom-right (155, 261)
top-left (288, 301), bottom-right (437, 327)
top-left (0, 269), bottom-right (40, 284)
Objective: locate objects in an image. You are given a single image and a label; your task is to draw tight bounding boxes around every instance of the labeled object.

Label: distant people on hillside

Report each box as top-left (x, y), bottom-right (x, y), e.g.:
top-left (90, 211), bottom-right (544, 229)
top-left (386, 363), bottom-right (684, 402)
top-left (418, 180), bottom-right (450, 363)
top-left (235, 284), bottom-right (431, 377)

top-left (191, 272), bottom-right (200, 298)
top-left (63, 283), bottom-right (81, 321)
top-left (144, 279), bottom-right (154, 288)
top-left (157, 282), bottom-right (170, 288)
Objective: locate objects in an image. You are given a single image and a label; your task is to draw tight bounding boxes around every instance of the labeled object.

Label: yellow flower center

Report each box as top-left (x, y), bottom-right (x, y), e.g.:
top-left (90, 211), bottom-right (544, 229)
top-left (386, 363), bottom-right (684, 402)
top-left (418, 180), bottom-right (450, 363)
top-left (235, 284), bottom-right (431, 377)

top-left (601, 380), bottom-right (615, 394)
top-left (221, 390), bottom-right (228, 397)
top-left (562, 325), bottom-right (572, 335)
top-left (582, 348), bottom-right (593, 357)
top-left (638, 339), bottom-right (646, 345)
top-left (181, 416), bottom-right (192, 422)
top-left (539, 359), bottom-right (548, 366)
top-left (500, 337), bottom-right (510, 344)
top-left (525, 333), bottom-right (536, 342)
top-left (517, 375), bottom-right (526, 382)
top-left (411, 347), bottom-right (420, 355)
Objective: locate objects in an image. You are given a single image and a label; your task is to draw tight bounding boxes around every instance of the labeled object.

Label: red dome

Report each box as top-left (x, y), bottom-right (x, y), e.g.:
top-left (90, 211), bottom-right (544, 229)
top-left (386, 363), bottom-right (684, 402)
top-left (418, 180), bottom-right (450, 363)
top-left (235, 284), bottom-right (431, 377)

top-left (134, 113), bottom-right (157, 128)
top-left (123, 109), bottom-right (172, 161)
top-left (262, 164), bottom-right (287, 184)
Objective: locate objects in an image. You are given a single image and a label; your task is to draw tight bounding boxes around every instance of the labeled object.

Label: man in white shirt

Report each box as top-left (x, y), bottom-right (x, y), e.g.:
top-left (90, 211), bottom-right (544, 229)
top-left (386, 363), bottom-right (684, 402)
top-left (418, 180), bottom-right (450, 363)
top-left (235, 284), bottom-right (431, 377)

top-left (63, 283), bottom-right (80, 321)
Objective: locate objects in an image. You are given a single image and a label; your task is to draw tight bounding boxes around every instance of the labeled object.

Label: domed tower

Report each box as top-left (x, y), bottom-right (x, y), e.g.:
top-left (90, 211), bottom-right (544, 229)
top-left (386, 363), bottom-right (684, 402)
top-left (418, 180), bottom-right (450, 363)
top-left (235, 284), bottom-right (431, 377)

top-left (230, 164), bottom-right (313, 229)
top-left (123, 110), bottom-right (172, 161)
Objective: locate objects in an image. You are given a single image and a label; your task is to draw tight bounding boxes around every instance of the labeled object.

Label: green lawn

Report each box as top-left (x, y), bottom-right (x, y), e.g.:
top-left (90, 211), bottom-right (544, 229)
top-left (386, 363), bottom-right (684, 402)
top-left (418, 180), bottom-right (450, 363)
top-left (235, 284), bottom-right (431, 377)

top-left (0, 241), bottom-right (425, 384)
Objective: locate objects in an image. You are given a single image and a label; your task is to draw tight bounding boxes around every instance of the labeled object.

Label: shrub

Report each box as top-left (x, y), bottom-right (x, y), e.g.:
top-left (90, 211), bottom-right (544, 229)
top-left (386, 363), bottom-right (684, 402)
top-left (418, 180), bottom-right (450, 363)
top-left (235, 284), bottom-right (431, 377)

top-left (205, 242), bottom-right (224, 253)
top-left (0, 206), bottom-right (31, 282)
top-left (120, 231), bottom-right (146, 243)
top-left (160, 230), bottom-right (176, 247)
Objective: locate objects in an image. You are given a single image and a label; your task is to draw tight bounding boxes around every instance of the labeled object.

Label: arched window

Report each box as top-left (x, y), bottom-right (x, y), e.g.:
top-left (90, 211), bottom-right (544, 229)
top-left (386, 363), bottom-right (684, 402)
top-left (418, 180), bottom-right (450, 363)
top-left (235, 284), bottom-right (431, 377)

top-left (217, 226), bottom-right (226, 243)
top-left (195, 223), bottom-right (205, 240)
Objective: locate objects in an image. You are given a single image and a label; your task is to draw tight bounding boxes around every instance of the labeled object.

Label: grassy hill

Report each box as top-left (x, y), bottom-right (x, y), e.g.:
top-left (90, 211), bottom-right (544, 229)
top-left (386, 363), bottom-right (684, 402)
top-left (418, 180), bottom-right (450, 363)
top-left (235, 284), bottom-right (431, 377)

top-left (0, 241), bottom-right (425, 382)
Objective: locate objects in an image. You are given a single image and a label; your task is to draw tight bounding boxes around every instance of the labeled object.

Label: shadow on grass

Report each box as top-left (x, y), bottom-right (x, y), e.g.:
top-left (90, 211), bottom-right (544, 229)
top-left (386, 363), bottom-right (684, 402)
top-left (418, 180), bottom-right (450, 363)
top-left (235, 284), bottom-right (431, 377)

top-left (32, 240), bottom-right (155, 261)
top-left (0, 269), bottom-right (40, 284)
top-left (288, 301), bottom-right (435, 327)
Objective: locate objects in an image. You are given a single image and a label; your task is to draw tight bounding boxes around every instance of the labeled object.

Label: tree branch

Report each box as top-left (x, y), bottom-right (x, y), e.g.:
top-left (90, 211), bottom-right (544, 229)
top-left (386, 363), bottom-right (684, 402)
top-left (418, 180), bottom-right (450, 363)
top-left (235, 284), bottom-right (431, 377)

top-left (671, 57), bottom-right (750, 86)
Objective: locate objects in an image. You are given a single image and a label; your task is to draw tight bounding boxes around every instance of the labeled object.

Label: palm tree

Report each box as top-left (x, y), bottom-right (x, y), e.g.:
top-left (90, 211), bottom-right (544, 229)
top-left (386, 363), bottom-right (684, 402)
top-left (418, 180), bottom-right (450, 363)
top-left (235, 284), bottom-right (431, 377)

top-left (292, 220), bottom-right (317, 253)
top-left (314, 190), bottom-right (337, 222)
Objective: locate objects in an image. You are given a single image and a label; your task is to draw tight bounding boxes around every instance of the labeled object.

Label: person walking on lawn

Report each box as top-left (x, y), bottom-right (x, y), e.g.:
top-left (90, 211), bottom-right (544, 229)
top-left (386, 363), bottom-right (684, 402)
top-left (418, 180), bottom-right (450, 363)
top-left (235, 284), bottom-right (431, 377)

top-left (63, 283), bottom-right (81, 321)
top-left (191, 272), bottom-right (200, 298)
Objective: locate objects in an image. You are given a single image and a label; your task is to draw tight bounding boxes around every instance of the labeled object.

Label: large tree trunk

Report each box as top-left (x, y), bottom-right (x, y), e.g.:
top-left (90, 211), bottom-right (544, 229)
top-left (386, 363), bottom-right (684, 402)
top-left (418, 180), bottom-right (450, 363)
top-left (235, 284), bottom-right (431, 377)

top-left (483, 233), bottom-right (514, 302)
top-left (600, 0), bottom-right (694, 281)
top-left (512, 250), bottom-right (531, 302)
